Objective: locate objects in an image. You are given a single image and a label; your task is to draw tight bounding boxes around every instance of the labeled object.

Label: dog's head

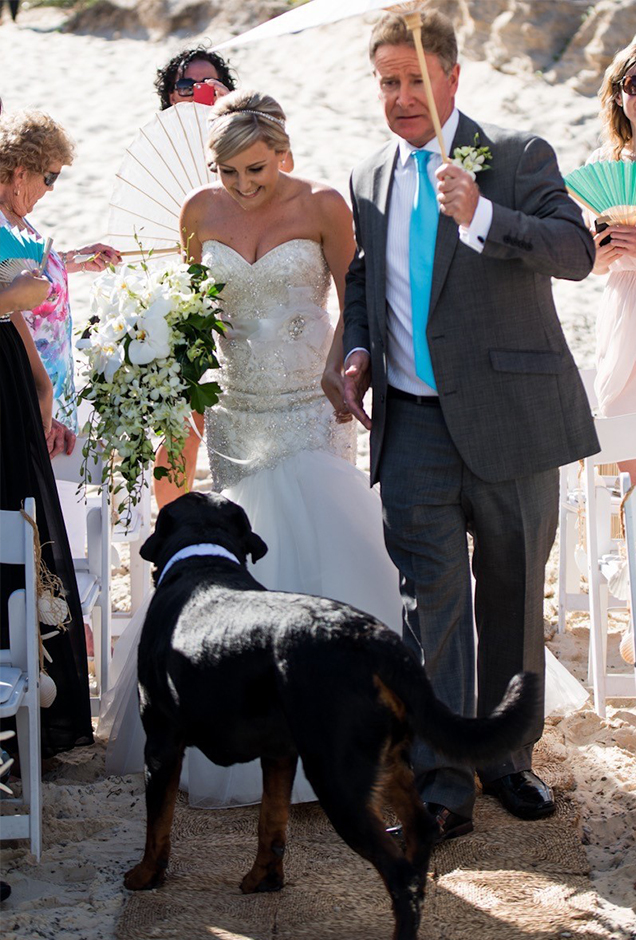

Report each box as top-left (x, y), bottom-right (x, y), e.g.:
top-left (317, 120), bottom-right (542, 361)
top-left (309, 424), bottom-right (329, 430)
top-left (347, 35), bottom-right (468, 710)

top-left (140, 493), bottom-right (268, 581)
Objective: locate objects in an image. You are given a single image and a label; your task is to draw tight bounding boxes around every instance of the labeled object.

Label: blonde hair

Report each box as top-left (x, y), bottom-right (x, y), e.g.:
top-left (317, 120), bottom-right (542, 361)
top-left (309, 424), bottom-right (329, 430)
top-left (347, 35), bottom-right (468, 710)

top-left (207, 90), bottom-right (290, 166)
top-left (0, 110), bottom-right (75, 183)
top-left (599, 43), bottom-right (636, 159)
top-left (369, 9), bottom-right (458, 75)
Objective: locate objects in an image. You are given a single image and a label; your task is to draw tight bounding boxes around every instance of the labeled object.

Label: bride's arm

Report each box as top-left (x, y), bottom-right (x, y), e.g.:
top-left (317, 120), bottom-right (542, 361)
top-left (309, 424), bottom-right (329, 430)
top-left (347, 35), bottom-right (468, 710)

top-left (319, 191), bottom-right (356, 420)
top-left (179, 191), bottom-right (204, 263)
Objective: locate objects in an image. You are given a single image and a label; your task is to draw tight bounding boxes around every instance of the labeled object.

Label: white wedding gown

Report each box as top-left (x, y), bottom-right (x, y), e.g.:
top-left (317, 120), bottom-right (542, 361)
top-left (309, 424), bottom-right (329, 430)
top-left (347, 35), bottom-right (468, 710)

top-left (98, 238), bottom-right (588, 803)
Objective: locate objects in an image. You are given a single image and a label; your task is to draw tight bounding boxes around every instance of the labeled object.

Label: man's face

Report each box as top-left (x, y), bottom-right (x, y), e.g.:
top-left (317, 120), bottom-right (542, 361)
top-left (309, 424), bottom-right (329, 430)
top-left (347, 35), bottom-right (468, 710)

top-left (374, 42), bottom-right (459, 148)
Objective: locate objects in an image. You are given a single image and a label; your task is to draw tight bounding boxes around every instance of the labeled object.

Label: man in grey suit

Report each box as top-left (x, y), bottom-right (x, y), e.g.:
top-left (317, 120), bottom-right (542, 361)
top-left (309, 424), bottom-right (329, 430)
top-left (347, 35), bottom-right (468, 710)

top-left (342, 10), bottom-right (599, 840)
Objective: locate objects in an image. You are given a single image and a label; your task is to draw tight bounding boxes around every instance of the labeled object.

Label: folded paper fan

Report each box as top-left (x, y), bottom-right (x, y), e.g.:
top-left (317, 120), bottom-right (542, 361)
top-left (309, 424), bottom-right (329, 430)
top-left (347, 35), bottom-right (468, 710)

top-left (107, 102), bottom-right (213, 256)
top-left (564, 160), bottom-right (636, 224)
top-left (0, 227), bottom-right (53, 283)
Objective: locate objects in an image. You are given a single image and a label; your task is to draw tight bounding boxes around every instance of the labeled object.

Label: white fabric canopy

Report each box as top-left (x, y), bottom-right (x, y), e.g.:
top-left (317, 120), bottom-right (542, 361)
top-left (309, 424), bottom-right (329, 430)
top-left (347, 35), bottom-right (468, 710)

top-left (213, 0), bottom-right (403, 50)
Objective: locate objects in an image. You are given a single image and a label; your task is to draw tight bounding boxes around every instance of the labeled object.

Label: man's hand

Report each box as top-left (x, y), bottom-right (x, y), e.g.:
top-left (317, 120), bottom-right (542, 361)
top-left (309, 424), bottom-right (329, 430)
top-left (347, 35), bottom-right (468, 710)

top-left (343, 350), bottom-right (372, 430)
top-left (47, 418), bottom-right (76, 459)
top-left (436, 163), bottom-right (479, 227)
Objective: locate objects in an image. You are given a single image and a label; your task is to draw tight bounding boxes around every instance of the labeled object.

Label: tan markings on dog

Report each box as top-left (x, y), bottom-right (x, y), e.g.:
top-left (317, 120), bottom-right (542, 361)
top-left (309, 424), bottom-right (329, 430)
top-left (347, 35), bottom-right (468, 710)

top-left (241, 755), bottom-right (297, 894)
top-left (384, 743), bottom-right (435, 869)
top-left (124, 747), bottom-right (185, 891)
top-left (373, 674), bottom-right (407, 721)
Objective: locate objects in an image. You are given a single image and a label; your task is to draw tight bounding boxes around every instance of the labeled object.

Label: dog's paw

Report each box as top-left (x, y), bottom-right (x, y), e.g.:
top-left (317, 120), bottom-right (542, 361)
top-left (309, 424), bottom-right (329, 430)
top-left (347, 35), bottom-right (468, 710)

top-left (124, 862), bottom-right (166, 891)
top-left (240, 867), bottom-right (284, 894)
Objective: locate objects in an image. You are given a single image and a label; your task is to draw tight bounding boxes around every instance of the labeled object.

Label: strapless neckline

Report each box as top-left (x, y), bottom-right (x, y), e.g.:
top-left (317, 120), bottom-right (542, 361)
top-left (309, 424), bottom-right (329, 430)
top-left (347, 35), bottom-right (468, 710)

top-left (201, 238), bottom-right (321, 268)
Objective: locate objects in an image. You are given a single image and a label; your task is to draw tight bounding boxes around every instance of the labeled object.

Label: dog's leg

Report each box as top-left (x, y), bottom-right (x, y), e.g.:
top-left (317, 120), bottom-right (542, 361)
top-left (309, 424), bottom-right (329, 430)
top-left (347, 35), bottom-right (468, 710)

top-left (384, 742), bottom-right (438, 873)
top-left (240, 754), bottom-right (298, 894)
top-left (124, 733), bottom-right (185, 891)
top-left (303, 750), bottom-right (425, 940)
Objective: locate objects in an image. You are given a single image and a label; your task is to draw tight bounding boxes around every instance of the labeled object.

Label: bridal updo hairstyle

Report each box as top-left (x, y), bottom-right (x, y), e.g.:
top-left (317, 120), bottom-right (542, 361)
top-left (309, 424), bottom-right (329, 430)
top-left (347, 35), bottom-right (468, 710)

top-left (599, 42), bottom-right (636, 159)
top-left (207, 90), bottom-right (290, 168)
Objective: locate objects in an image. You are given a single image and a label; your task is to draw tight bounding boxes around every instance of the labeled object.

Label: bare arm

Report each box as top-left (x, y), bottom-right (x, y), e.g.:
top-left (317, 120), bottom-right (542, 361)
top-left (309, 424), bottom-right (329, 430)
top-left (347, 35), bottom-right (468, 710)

top-left (179, 191), bottom-right (204, 263)
top-left (319, 190), bottom-right (356, 420)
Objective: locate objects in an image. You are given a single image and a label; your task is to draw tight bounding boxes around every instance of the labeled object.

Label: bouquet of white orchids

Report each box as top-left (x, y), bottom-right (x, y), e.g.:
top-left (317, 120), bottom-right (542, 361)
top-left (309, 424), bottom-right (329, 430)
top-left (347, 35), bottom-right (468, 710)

top-left (78, 257), bottom-right (225, 515)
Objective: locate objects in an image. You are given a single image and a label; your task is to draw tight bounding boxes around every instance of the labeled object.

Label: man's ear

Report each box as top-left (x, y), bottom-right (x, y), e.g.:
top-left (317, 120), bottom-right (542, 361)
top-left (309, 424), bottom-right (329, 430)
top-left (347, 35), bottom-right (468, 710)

top-left (140, 508), bottom-right (174, 562)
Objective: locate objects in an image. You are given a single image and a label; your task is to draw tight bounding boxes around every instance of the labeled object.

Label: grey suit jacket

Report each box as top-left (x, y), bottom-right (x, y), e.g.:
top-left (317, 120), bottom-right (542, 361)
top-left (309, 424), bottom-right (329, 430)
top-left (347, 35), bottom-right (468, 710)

top-left (343, 111), bottom-right (600, 485)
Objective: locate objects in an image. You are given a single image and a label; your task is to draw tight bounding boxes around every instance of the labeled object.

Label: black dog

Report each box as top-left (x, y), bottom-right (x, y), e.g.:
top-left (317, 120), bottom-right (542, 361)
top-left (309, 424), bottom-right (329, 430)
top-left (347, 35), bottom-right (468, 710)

top-left (127, 492), bottom-right (538, 940)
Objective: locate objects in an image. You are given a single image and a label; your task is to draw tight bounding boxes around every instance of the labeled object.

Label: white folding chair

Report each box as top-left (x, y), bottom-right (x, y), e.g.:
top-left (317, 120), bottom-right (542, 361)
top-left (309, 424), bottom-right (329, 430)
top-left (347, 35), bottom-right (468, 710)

top-left (557, 368), bottom-right (597, 633)
top-left (584, 412), bottom-right (636, 717)
top-left (52, 440), bottom-right (111, 714)
top-left (111, 468), bottom-right (152, 638)
top-left (0, 497), bottom-right (42, 860)
top-left (619, 473), bottom-right (636, 679)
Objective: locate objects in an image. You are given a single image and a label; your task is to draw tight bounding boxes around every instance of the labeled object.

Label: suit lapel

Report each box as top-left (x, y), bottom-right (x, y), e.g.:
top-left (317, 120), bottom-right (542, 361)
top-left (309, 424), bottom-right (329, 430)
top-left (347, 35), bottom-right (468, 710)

top-left (429, 112), bottom-right (481, 318)
top-left (371, 144), bottom-right (399, 342)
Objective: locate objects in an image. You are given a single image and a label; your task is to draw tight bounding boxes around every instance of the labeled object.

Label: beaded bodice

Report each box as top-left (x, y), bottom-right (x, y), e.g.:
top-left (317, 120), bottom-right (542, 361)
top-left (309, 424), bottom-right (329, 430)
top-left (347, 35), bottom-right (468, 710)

top-left (202, 239), bottom-right (355, 490)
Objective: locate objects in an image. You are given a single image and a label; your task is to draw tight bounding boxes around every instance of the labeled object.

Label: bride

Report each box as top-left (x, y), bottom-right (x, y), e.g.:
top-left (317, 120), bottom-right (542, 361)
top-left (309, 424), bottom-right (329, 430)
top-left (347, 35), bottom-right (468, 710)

top-left (99, 90), bottom-right (588, 801)
top-left (99, 90), bottom-right (404, 801)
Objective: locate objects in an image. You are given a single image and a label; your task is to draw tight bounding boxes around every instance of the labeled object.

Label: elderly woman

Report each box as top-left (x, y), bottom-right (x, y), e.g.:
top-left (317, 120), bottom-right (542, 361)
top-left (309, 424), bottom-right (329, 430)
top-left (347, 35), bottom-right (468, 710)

top-left (0, 109), bottom-right (120, 432)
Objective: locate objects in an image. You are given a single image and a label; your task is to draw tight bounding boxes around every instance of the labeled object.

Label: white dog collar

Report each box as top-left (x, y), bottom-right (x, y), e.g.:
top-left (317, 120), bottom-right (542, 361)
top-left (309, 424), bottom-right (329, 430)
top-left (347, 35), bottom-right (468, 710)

top-left (157, 543), bottom-right (241, 586)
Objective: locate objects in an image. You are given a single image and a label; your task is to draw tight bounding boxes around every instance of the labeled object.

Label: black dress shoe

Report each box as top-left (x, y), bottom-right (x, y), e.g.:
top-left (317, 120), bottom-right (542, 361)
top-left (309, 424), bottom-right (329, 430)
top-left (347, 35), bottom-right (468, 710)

top-left (387, 803), bottom-right (473, 845)
top-left (0, 881), bottom-right (11, 902)
top-left (482, 770), bottom-right (555, 820)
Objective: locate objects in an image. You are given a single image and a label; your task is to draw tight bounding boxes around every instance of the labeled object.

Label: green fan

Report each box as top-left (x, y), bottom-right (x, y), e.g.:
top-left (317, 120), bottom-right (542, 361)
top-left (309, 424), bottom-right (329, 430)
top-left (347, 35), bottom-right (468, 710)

top-left (564, 160), bottom-right (636, 224)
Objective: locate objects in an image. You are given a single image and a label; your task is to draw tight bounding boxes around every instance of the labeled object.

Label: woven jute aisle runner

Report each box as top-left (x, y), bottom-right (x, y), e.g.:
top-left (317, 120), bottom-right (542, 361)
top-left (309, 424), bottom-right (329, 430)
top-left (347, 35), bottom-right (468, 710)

top-left (117, 725), bottom-right (607, 940)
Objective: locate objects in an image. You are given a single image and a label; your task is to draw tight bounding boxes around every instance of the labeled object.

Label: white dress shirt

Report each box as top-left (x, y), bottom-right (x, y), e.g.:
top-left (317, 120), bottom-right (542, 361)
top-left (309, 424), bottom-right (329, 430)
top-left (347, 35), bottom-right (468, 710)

top-left (350, 108), bottom-right (493, 397)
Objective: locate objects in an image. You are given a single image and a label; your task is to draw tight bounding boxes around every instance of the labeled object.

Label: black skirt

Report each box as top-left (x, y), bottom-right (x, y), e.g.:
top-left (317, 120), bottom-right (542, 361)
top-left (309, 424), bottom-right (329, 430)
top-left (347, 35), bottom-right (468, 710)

top-left (0, 318), bottom-right (93, 756)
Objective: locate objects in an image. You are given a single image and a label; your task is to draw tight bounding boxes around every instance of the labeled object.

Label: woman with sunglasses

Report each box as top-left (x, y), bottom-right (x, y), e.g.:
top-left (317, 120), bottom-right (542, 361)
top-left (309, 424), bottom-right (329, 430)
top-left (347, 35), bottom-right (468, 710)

top-left (155, 46), bottom-right (237, 111)
top-left (0, 109), bottom-right (120, 433)
top-left (587, 44), bottom-right (636, 480)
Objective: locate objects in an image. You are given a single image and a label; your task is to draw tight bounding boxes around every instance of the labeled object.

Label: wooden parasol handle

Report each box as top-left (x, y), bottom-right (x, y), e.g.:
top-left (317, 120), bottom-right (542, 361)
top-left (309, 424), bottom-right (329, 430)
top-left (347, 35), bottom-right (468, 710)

top-left (401, 10), bottom-right (448, 162)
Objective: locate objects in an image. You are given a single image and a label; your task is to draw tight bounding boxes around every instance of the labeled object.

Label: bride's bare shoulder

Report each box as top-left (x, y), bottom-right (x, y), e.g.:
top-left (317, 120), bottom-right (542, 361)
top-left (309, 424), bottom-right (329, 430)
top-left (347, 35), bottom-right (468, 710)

top-left (182, 182), bottom-right (225, 212)
top-left (291, 176), bottom-right (349, 212)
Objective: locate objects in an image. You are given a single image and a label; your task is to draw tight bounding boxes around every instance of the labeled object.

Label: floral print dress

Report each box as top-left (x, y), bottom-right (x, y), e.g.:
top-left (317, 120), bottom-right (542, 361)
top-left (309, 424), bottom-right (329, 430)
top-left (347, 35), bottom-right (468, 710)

top-left (0, 212), bottom-right (77, 431)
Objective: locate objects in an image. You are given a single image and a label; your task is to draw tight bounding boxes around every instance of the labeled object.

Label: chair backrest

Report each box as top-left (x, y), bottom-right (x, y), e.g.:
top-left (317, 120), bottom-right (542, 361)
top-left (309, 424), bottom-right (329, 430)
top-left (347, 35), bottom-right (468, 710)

top-left (0, 498), bottom-right (38, 678)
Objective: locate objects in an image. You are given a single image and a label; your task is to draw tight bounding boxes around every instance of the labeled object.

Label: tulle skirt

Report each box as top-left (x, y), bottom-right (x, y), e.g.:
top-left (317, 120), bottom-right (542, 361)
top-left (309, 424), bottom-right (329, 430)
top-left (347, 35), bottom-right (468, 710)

top-left (99, 449), bottom-right (403, 800)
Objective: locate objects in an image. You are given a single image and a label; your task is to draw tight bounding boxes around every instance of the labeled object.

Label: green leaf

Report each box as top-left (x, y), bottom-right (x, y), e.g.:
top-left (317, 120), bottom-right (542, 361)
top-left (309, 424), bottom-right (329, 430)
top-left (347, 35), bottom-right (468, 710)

top-left (188, 380), bottom-right (222, 412)
top-left (153, 466), bottom-right (171, 480)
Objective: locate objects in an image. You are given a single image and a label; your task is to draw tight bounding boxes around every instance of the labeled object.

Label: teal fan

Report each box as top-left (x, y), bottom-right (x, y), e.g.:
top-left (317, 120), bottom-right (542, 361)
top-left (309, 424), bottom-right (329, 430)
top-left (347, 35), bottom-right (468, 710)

top-left (0, 226), bottom-right (53, 283)
top-left (564, 160), bottom-right (636, 224)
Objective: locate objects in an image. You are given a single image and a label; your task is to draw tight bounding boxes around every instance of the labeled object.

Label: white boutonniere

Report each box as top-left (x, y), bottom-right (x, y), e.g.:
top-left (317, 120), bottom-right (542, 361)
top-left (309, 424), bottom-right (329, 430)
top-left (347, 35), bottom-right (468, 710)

top-left (451, 134), bottom-right (493, 180)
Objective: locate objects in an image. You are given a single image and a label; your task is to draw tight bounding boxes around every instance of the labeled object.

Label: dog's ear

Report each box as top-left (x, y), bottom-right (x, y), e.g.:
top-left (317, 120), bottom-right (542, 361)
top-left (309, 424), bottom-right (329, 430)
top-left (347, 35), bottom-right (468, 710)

top-left (246, 531), bottom-right (268, 563)
top-left (140, 507), bottom-right (174, 562)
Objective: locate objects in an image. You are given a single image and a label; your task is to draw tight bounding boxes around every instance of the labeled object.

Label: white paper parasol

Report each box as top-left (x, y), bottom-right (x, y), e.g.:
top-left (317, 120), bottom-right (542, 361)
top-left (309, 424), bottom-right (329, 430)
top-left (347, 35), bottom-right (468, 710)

top-left (107, 102), bottom-right (213, 257)
top-left (213, 1), bottom-right (448, 159)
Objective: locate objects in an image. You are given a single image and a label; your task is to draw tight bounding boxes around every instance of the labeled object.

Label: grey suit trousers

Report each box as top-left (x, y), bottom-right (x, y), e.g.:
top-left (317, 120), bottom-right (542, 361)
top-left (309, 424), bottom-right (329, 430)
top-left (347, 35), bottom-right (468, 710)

top-left (378, 395), bottom-right (559, 818)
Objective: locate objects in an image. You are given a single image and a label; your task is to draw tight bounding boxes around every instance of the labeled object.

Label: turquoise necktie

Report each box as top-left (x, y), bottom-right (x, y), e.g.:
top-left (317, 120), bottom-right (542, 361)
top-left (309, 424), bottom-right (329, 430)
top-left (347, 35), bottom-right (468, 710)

top-left (409, 150), bottom-right (439, 390)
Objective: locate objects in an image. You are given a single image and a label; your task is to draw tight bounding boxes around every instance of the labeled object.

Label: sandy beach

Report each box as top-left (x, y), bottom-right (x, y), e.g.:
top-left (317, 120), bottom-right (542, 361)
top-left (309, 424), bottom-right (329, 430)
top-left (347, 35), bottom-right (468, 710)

top-left (0, 3), bottom-right (635, 938)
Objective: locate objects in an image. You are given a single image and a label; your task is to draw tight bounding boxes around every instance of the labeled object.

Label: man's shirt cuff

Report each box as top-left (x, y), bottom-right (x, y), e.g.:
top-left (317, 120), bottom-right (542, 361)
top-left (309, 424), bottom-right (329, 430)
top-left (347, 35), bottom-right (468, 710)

top-left (459, 196), bottom-right (493, 253)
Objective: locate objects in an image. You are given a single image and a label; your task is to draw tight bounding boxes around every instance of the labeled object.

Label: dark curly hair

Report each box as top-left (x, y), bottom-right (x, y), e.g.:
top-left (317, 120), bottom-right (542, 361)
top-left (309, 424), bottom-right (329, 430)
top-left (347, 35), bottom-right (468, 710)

top-left (155, 46), bottom-right (237, 110)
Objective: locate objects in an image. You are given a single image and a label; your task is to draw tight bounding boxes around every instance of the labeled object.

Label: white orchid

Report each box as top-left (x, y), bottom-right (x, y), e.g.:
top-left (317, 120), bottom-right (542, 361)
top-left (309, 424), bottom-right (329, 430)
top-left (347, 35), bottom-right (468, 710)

top-left (77, 256), bottom-right (226, 520)
top-left (451, 134), bottom-right (493, 181)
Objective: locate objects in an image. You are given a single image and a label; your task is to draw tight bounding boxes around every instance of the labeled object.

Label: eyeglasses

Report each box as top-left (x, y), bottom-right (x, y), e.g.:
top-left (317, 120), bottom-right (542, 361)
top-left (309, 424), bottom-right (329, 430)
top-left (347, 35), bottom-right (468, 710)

top-left (173, 77), bottom-right (201, 96)
top-left (43, 170), bottom-right (60, 187)
top-left (620, 75), bottom-right (636, 96)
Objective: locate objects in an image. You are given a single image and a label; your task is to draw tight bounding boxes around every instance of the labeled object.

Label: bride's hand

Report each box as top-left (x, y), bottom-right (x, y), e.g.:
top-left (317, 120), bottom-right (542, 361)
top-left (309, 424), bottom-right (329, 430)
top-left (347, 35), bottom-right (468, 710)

top-left (321, 368), bottom-right (353, 423)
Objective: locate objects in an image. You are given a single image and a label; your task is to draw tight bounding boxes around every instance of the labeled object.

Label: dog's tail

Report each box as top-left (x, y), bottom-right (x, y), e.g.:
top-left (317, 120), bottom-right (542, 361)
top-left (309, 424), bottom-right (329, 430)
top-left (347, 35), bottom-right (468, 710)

top-left (374, 636), bottom-right (539, 764)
